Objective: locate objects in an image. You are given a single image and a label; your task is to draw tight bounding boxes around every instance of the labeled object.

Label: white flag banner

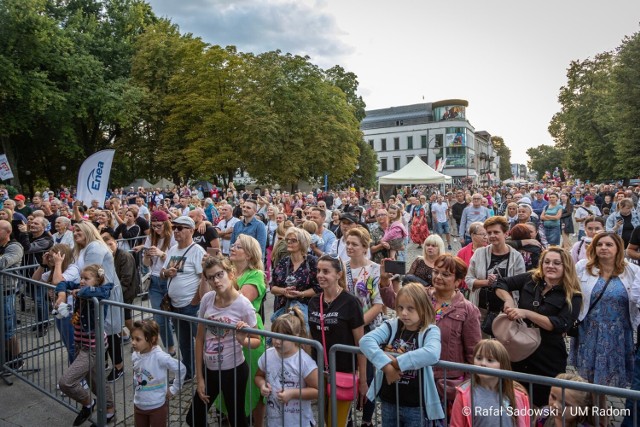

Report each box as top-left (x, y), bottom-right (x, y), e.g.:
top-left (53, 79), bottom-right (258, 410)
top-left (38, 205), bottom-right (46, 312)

top-left (76, 149), bottom-right (115, 205)
top-left (0, 154), bottom-right (14, 180)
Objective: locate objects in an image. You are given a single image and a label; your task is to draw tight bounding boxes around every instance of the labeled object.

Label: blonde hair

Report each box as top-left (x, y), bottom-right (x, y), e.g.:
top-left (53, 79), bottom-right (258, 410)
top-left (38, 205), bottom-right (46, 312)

top-left (395, 282), bottom-right (435, 331)
top-left (422, 234), bottom-right (445, 258)
top-left (285, 227), bottom-right (311, 255)
top-left (532, 247), bottom-right (582, 312)
top-left (345, 226), bottom-right (371, 248)
top-left (73, 221), bottom-right (106, 258)
top-left (277, 220), bottom-right (294, 238)
top-left (236, 234), bottom-right (265, 272)
top-left (44, 244), bottom-right (74, 283)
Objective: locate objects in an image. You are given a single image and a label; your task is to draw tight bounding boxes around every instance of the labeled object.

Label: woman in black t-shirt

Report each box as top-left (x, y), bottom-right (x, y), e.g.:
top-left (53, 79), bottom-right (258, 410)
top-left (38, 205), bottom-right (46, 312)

top-left (308, 254), bottom-right (365, 427)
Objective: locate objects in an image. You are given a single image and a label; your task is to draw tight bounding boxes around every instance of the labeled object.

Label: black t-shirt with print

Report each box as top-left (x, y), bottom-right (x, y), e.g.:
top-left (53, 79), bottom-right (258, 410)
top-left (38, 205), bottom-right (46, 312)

top-left (479, 252), bottom-right (510, 312)
top-left (378, 324), bottom-right (423, 406)
top-left (308, 291), bottom-right (364, 373)
top-left (192, 225), bottom-right (219, 251)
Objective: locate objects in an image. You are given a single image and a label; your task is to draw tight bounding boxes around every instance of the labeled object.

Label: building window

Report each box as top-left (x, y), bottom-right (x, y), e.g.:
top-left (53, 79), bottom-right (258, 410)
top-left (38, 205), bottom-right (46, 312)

top-left (393, 157), bottom-right (400, 171)
top-left (368, 139), bottom-right (374, 149)
top-left (381, 138), bottom-right (387, 151)
top-left (380, 158), bottom-right (387, 171)
top-left (407, 155), bottom-right (414, 164)
top-left (420, 155), bottom-right (428, 164)
top-left (434, 134), bottom-right (443, 148)
top-left (421, 135), bottom-right (427, 149)
top-left (407, 136), bottom-right (413, 150)
top-left (394, 137), bottom-right (400, 150)
top-left (396, 120), bottom-right (404, 126)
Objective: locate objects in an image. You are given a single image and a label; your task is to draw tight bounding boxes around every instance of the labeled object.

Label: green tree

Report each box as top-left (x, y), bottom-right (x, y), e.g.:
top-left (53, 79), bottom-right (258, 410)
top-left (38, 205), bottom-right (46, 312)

top-left (611, 29), bottom-right (640, 178)
top-left (491, 136), bottom-right (512, 180)
top-left (525, 144), bottom-right (565, 179)
top-left (548, 53), bottom-right (616, 180)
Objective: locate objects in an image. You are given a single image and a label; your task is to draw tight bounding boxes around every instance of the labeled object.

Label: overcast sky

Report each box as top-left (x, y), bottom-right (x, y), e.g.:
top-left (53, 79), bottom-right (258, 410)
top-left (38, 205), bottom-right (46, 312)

top-left (146, 0), bottom-right (640, 164)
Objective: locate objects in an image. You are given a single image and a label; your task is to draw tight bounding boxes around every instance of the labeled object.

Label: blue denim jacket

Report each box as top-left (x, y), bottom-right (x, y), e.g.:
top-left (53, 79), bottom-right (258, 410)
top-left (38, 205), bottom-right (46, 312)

top-left (55, 281), bottom-right (113, 332)
top-left (360, 319), bottom-right (445, 421)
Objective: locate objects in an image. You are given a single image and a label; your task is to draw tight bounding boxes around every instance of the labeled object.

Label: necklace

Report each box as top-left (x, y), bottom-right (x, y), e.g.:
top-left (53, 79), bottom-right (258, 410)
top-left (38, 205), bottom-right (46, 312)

top-left (323, 288), bottom-right (342, 306)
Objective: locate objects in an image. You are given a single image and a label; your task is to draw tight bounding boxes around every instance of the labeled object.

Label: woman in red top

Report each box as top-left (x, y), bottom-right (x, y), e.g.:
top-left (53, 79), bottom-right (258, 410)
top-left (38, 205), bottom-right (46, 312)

top-left (457, 222), bottom-right (487, 266)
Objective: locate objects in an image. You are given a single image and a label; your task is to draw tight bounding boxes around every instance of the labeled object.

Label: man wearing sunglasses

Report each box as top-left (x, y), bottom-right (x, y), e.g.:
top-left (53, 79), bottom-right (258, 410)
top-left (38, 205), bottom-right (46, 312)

top-left (159, 216), bottom-right (205, 381)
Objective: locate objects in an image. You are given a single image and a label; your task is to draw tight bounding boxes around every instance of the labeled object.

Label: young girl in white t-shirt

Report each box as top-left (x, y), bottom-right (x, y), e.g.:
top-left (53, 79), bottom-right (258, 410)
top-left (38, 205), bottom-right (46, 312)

top-left (131, 319), bottom-right (185, 427)
top-left (255, 307), bottom-right (319, 427)
top-left (185, 256), bottom-right (261, 427)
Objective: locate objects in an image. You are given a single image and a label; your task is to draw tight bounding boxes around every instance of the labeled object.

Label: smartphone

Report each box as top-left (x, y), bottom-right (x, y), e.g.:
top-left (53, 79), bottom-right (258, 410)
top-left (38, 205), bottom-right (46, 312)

top-left (296, 210), bottom-right (303, 219)
top-left (384, 260), bottom-right (406, 275)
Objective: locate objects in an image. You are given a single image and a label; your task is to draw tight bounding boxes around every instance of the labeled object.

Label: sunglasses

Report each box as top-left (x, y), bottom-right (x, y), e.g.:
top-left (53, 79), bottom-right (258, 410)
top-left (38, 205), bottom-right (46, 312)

top-left (173, 225), bottom-right (190, 232)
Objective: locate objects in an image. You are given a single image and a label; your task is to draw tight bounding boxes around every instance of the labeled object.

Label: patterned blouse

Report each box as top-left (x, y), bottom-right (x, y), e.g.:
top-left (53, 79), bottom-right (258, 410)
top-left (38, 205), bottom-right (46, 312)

top-left (272, 255), bottom-right (319, 311)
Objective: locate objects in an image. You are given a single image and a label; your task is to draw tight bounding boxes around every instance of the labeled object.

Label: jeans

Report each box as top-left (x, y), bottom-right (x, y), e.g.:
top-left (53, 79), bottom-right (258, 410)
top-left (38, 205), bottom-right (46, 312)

top-left (148, 275), bottom-right (175, 349)
top-left (172, 302), bottom-right (200, 378)
top-left (544, 225), bottom-right (561, 246)
top-left (31, 284), bottom-right (49, 328)
top-left (622, 343), bottom-right (640, 427)
top-left (55, 316), bottom-right (75, 363)
top-left (380, 401), bottom-right (443, 427)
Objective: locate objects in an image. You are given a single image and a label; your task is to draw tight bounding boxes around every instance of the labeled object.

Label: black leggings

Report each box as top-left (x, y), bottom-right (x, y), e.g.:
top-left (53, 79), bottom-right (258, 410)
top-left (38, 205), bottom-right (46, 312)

top-left (105, 334), bottom-right (123, 366)
top-left (186, 361), bottom-right (249, 427)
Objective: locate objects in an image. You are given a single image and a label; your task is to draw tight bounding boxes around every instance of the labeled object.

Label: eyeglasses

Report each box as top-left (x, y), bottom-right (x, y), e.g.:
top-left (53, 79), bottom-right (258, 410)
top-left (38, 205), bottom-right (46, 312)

top-left (231, 244), bottom-right (243, 251)
top-left (473, 232), bottom-right (487, 237)
top-left (542, 260), bottom-right (563, 267)
top-left (432, 269), bottom-right (453, 279)
top-left (376, 213), bottom-right (388, 218)
top-left (204, 271), bottom-right (225, 282)
top-left (285, 238), bottom-right (299, 244)
top-left (173, 226), bottom-right (190, 232)
top-left (151, 223), bottom-right (163, 229)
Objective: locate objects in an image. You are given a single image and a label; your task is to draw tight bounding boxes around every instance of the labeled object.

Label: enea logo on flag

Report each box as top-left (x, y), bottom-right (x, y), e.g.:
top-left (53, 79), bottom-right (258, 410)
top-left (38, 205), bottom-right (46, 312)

top-left (86, 161), bottom-right (105, 194)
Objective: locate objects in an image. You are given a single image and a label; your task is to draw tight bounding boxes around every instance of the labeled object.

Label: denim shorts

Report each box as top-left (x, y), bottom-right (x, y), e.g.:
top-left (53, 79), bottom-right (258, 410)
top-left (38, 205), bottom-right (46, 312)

top-left (434, 221), bottom-right (450, 235)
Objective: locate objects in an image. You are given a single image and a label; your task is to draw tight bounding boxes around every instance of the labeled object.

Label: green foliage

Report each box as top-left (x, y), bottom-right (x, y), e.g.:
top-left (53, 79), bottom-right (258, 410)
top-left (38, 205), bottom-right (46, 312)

top-left (0, 0), bottom-right (369, 192)
top-left (549, 28), bottom-right (640, 181)
top-left (525, 144), bottom-right (565, 179)
top-left (491, 136), bottom-right (512, 180)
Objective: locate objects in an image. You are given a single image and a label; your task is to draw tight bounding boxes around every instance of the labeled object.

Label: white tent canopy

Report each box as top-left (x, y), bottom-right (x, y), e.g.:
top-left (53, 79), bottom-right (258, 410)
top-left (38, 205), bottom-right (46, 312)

top-left (379, 156), bottom-right (452, 185)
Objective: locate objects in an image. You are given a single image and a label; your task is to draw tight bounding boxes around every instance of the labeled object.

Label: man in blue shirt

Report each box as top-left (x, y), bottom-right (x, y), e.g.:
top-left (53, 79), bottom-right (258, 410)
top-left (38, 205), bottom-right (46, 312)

top-left (230, 198), bottom-right (267, 256)
top-left (531, 191), bottom-right (548, 217)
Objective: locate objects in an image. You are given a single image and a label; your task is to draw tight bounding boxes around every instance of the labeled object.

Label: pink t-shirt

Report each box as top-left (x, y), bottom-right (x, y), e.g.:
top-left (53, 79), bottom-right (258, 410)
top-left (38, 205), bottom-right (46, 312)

top-left (199, 291), bottom-right (257, 371)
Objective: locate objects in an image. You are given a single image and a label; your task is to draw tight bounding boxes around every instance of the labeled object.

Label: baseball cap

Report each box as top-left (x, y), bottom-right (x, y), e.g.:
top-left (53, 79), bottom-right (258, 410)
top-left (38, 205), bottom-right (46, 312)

top-left (151, 210), bottom-right (169, 222)
top-left (339, 213), bottom-right (358, 223)
top-left (584, 195), bottom-right (594, 202)
top-left (172, 216), bottom-right (195, 228)
top-left (14, 194), bottom-right (25, 201)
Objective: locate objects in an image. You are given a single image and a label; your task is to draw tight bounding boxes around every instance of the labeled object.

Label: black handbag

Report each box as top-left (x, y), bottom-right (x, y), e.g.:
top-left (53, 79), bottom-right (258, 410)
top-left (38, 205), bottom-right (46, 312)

top-left (481, 310), bottom-right (499, 336)
top-left (567, 277), bottom-right (612, 338)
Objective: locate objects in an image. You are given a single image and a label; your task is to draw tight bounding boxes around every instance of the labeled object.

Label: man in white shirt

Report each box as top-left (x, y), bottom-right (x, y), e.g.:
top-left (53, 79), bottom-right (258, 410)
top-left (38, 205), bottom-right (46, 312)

top-left (431, 194), bottom-right (452, 250)
top-left (136, 197), bottom-right (150, 222)
top-left (574, 195), bottom-right (601, 240)
top-left (214, 204), bottom-right (240, 256)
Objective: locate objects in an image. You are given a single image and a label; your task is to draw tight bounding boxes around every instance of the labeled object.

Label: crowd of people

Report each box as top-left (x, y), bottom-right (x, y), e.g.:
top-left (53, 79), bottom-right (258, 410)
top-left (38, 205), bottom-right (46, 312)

top-left (3, 180), bottom-right (640, 426)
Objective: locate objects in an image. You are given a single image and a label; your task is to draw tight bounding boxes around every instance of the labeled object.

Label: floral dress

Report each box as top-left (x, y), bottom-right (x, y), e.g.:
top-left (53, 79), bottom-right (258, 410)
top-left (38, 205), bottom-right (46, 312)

top-left (571, 276), bottom-right (634, 387)
top-left (410, 205), bottom-right (430, 245)
top-left (272, 255), bottom-right (319, 311)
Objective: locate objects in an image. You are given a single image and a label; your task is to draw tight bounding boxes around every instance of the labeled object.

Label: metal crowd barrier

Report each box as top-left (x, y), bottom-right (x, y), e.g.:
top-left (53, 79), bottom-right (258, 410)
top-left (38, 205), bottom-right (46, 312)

top-left (329, 344), bottom-right (640, 427)
top-left (0, 268), bottom-right (325, 426)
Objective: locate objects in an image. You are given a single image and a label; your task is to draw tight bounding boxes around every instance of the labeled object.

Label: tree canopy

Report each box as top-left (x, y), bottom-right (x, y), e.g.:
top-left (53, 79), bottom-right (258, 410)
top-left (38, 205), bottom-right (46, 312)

top-left (0, 0), bottom-right (371, 192)
top-left (548, 26), bottom-right (640, 181)
top-left (491, 136), bottom-right (512, 180)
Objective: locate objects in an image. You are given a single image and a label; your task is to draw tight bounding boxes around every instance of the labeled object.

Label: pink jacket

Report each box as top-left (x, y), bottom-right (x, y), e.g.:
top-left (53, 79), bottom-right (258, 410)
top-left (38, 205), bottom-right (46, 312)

top-left (450, 381), bottom-right (530, 427)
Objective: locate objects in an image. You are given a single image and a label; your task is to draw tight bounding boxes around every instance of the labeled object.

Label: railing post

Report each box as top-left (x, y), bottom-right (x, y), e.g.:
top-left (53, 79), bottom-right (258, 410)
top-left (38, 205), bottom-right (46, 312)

top-left (93, 298), bottom-right (107, 426)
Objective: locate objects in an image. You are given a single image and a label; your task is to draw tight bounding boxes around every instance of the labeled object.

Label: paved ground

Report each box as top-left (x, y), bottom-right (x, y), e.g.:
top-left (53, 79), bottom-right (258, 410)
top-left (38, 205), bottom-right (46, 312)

top-left (0, 229), bottom-right (630, 426)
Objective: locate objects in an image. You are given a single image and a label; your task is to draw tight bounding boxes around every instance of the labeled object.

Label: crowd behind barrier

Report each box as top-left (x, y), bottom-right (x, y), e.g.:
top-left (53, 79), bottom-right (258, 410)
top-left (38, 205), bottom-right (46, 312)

top-left (6, 183), bottom-right (640, 427)
top-left (3, 266), bottom-right (640, 426)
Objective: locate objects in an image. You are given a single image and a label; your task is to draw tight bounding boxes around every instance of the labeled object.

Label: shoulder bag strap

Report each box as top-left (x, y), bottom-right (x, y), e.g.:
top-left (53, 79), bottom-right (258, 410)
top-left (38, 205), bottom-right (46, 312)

top-left (587, 276), bottom-right (614, 313)
top-left (319, 293), bottom-right (328, 371)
